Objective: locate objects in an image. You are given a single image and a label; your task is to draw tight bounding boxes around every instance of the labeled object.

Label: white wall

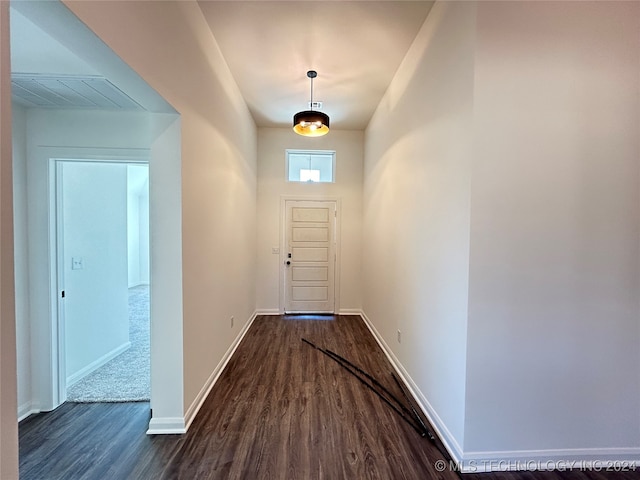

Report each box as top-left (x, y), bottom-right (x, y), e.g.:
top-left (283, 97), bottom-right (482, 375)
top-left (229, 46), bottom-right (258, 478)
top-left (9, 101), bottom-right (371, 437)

top-left (62, 161), bottom-right (129, 383)
top-left (364, 0), bottom-right (640, 467)
top-left (22, 109), bottom-right (150, 415)
top-left (127, 175), bottom-right (140, 287)
top-left (364, 1), bottom-right (475, 452)
top-left (127, 165), bottom-right (149, 288)
top-left (12, 103), bottom-right (29, 419)
top-left (139, 179), bottom-right (149, 284)
top-left (0, 3), bottom-right (19, 477)
top-left (9, 7), bottom-right (99, 77)
top-left (9, 0), bottom-right (168, 429)
top-left (148, 114), bottom-right (183, 427)
top-left (464, 0), bottom-right (640, 456)
top-left (257, 128), bottom-right (363, 313)
top-left (63, 0), bottom-right (258, 425)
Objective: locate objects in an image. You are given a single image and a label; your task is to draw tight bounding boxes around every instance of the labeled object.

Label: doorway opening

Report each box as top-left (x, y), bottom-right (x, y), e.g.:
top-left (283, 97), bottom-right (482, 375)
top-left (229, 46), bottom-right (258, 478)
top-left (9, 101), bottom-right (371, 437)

top-left (52, 159), bottom-right (150, 403)
top-left (10, 0), bottom-right (184, 434)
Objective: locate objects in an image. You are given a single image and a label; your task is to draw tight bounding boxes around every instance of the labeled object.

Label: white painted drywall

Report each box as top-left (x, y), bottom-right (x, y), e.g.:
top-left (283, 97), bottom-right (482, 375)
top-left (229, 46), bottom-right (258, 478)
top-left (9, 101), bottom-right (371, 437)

top-left (364, 1), bottom-right (475, 451)
top-left (62, 161), bottom-right (129, 383)
top-left (11, 1), bottom-right (173, 115)
top-left (63, 0), bottom-right (257, 420)
top-left (23, 109), bottom-right (150, 412)
top-left (12, 103), bottom-right (31, 418)
top-left (1, 2), bottom-right (19, 477)
top-left (464, 0), bottom-right (640, 455)
top-left (127, 164), bottom-right (149, 288)
top-left (364, 0), bottom-right (640, 464)
top-left (127, 174), bottom-right (141, 288)
top-left (257, 128), bottom-right (363, 312)
top-left (14, 0), bottom-right (184, 434)
top-left (147, 114), bottom-right (183, 427)
top-left (139, 178), bottom-right (149, 285)
top-left (9, 8), bottom-right (99, 76)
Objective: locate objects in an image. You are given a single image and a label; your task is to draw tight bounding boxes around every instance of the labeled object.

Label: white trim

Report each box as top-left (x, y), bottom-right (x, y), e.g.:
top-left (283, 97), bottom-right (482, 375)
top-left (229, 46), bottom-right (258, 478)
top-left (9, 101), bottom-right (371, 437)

top-left (359, 310), bottom-right (640, 474)
top-left (457, 450), bottom-right (640, 473)
top-left (146, 417), bottom-right (187, 435)
top-left (52, 159), bottom-right (65, 405)
top-left (338, 308), bottom-right (362, 315)
top-left (18, 403), bottom-right (41, 422)
top-left (358, 310), bottom-right (464, 461)
top-left (65, 341), bottom-right (131, 387)
top-left (255, 308), bottom-right (281, 315)
top-left (178, 311), bottom-right (259, 434)
top-left (285, 149), bottom-right (336, 183)
top-left (46, 152), bottom-right (151, 411)
top-left (457, 457), bottom-right (640, 474)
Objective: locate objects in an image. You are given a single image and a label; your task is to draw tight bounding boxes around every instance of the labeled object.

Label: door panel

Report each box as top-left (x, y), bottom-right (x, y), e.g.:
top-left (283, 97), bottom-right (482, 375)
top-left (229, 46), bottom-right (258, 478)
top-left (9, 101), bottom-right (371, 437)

top-left (285, 200), bottom-right (336, 313)
top-left (292, 207), bottom-right (329, 222)
top-left (292, 227), bottom-right (329, 242)
top-left (292, 266), bottom-right (328, 282)
top-left (292, 286), bottom-right (328, 301)
top-left (292, 247), bottom-right (328, 262)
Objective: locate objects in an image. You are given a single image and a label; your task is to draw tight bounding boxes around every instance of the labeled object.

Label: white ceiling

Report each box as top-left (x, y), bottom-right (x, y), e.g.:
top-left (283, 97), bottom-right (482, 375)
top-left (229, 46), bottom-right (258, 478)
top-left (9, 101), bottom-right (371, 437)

top-left (10, 1), bottom-right (434, 129)
top-left (198, 1), bottom-right (434, 130)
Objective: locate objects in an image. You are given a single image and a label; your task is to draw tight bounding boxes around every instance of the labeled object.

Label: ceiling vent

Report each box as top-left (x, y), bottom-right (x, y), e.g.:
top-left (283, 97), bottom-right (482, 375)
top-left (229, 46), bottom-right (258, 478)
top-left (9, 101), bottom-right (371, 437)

top-left (11, 74), bottom-right (143, 110)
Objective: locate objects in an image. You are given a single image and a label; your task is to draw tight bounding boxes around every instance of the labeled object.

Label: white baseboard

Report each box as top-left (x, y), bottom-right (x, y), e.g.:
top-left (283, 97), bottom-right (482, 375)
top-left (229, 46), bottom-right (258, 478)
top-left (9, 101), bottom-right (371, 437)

top-left (458, 449), bottom-right (640, 473)
top-left (181, 311), bottom-right (259, 433)
top-left (359, 310), bottom-right (640, 474)
top-left (18, 402), bottom-right (41, 422)
top-left (358, 311), bottom-right (464, 462)
top-left (256, 309), bottom-right (362, 316)
top-left (66, 341), bottom-right (131, 387)
top-left (146, 417), bottom-right (186, 435)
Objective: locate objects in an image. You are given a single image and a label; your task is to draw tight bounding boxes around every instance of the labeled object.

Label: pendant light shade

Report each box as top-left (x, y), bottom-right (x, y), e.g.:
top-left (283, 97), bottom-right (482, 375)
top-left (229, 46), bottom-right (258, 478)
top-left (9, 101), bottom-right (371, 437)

top-left (293, 110), bottom-right (330, 137)
top-left (293, 71), bottom-right (330, 137)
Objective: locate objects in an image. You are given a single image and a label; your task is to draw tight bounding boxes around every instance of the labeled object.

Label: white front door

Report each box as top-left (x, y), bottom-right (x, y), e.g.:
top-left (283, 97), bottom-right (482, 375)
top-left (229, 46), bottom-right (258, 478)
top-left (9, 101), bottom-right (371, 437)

top-left (284, 200), bottom-right (336, 313)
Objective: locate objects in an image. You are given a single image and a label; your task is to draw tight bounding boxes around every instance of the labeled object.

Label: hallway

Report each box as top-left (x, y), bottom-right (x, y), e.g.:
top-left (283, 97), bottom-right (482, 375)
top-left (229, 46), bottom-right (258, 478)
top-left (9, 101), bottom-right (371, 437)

top-left (19, 315), bottom-right (640, 479)
top-left (20, 315), bottom-right (442, 479)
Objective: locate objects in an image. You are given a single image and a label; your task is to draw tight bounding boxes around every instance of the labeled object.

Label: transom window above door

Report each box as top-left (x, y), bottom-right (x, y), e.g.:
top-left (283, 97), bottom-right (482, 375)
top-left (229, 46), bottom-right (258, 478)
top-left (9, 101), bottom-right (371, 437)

top-left (286, 150), bottom-right (335, 183)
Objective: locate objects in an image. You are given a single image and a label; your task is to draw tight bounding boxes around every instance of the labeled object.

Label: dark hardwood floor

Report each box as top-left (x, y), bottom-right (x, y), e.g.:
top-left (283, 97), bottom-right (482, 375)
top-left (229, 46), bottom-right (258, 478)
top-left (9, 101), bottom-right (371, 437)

top-left (19, 315), bottom-right (638, 480)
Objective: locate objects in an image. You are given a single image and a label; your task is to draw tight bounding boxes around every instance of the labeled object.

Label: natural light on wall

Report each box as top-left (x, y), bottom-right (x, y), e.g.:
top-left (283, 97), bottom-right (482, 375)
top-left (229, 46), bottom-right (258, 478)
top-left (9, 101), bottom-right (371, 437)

top-left (287, 150), bottom-right (335, 183)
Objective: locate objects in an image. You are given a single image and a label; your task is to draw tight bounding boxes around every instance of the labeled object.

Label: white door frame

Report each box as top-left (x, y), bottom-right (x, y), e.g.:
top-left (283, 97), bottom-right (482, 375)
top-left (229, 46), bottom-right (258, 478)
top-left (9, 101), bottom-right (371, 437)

top-left (49, 153), bottom-right (149, 407)
top-left (279, 195), bottom-right (341, 314)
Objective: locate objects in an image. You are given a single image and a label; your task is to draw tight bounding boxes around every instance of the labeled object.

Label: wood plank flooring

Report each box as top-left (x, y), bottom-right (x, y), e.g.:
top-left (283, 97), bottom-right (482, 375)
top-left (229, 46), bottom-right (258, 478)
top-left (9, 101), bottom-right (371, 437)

top-left (19, 315), bottom-right (639, 480)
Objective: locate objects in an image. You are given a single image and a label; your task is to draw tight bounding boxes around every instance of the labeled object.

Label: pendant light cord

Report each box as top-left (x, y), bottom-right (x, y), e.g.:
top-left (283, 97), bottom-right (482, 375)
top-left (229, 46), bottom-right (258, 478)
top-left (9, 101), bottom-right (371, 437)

top-left (309, 76), bottom-right (314, 111)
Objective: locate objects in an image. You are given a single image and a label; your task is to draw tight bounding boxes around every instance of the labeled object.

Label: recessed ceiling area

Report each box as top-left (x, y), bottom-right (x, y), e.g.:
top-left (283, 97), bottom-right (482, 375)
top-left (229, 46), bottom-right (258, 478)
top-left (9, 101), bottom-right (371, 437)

top-left (10, 7), bottom-right (143, 110)
top-left (9, 1), bottom-right (175, 113)
top-left (198, 0), bottom-right (435, 130)
top-left (12, 74), bottom-right (143, 110)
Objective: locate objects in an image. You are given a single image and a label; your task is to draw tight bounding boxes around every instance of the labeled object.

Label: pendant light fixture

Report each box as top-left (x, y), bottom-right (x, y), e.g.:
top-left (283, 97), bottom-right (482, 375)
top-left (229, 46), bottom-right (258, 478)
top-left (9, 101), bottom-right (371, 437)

top-left (293, 70), bottom-right (330, 137)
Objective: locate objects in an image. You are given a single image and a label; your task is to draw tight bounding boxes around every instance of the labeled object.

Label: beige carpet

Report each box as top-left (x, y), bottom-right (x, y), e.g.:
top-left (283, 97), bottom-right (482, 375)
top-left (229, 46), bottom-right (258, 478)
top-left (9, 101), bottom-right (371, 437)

top-left (66, 285), bottom-right (150, 402)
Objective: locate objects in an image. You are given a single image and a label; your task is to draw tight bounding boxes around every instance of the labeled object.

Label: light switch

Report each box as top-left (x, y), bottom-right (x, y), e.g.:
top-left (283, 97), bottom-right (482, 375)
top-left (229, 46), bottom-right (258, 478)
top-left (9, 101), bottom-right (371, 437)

top-left (271, 247), bottom-right (280, 254)
top-left (72, 257), bottom-right (84, 270)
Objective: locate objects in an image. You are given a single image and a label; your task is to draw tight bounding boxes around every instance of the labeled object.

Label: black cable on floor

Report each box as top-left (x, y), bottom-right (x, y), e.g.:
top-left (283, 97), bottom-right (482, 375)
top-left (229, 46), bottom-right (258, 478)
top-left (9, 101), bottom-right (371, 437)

top-left (302, 337), bottom-right (465, 480)
top-left (302, 338), bottom-right (425, 436)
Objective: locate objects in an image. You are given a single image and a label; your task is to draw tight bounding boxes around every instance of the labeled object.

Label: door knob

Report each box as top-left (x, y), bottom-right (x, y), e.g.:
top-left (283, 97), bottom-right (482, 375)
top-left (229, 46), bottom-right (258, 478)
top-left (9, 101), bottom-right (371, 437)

top-left (286, 260), bottom-right (291, 266)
